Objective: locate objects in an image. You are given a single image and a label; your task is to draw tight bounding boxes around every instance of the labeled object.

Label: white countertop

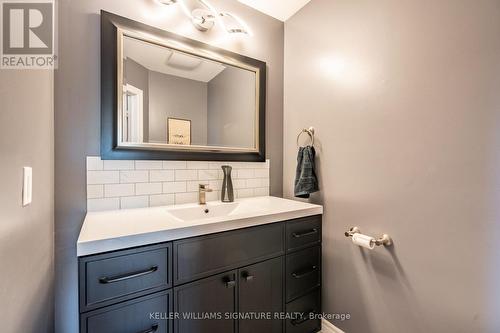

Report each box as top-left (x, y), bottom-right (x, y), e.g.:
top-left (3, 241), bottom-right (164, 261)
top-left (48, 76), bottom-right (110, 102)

top-left (77, 196), bottom-right (323, 256)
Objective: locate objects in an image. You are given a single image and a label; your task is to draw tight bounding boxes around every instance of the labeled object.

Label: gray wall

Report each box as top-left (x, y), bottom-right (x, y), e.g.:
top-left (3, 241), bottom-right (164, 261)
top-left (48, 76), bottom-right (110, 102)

top-left (54, 1), bottom-right (283, 332)
top-left (124, 58), bottom-right (150, 141)
top-left (0, 71), bottom-right (54, 332)
top-left (148, 71), bottom-right (207, 145)
top-left (208, 67), bottom-right (256, 148)
top-left (284, 0), bottom-right (500, 332)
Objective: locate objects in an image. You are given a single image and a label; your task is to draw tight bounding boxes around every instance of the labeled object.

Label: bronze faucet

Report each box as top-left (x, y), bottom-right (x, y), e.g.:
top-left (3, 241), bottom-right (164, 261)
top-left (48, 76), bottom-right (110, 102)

top-left (198, 184), bottom-right (213, 205)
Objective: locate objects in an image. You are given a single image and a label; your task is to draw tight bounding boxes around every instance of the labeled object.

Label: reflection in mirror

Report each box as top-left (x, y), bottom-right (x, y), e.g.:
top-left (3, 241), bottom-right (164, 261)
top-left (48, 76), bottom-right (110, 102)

top-left (121, 35), bottom-right (257, 150)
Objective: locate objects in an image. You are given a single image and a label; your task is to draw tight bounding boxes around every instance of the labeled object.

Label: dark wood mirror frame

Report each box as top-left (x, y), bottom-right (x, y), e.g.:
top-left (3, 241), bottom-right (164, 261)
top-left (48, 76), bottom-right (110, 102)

top-left (101, 11), bottom-right (266, 162)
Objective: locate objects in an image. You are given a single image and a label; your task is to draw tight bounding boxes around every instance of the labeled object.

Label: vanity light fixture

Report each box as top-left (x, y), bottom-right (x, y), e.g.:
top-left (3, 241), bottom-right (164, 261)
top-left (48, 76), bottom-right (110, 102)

top-left (155, 0), bottom-right (252, 35)
top-left (219, 12), bottom-right (252, 35)
top-left (187, 0), bottom-right (218, 32)
top-left (156, 0), bottom-right (177, 4)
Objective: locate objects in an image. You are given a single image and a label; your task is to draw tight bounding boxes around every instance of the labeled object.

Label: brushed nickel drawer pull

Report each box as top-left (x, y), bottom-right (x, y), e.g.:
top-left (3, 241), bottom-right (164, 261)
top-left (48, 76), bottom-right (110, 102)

top-left (99, 266), bottom-right (159, 284)
top-left (291, 310), bottom-right (314, 326)
top-left (136, 324), bottom-right (159, 333)
top-left (292, 228), bottom-right (318, 238)
top-left (292, 265), bottom-right (317, 279)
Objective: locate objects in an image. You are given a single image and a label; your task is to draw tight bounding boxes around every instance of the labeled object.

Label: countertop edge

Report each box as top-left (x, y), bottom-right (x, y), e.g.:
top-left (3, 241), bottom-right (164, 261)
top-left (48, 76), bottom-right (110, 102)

top-left (77, 206), bottom-right (322, 257)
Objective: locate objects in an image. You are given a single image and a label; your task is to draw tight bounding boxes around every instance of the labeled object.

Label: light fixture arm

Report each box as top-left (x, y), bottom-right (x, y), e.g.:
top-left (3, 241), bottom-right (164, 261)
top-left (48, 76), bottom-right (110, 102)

top-left (156, 0), bottom-right (251, 35)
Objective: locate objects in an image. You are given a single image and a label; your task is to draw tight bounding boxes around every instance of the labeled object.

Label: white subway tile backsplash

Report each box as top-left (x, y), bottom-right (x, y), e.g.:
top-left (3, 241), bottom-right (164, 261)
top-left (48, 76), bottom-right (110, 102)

top-left (103, 160), bottom-right (134, 170)
top-left (120, 170), bottom-right (149, 183)
top-left (233, 179), bottom-right (246, 189)
top-left (232, 162), bottom-right (253, 169)
top-left (187, 161), bottom-right (209, 169)
top-left (87, 171), bottom-right (120, 184)
top-left (186, 181), bottom-right (201, 192)
top-left (175, 169), bottom-right (198, 181)
top-left (150, 194), bottom-right (175, 207)
top-left (163, 181), bottom-right (187, 194)
top-left (237, 188), bottom-right (254, 198)
top-left (86, 156), bottom-right (270, 211)
top-left (260, 160), bottom-right (270, 169)
top-left (88, 198), bottom-right (120, 212)
top-left (150, 170), bottom-right (175, 182)
top-left (254, 169), bottom-right (269, 178)
top-left (163, 161), bottom-right (187, 169)
top-left (208, 180), bottom-right (222, 189)
top-left (136, 182), bottom-right (162, 195)
top-left (175, 192), bottom-right (198, 204)
top-left (135, 160), bottom-right (163, 170)
top-left (86, 156), bottom-right (103, 171)
top-left (87, 185), bottom-right (104, 199)
top-left (105, 184), bottom-right (135, 197)
top-left (198, 169), bottom-right (219, 180)
top-left (208, 162), bottom-right (223, 169)
top-left (246, 178), bottom-right (262, 188)
top-left (237, 169), bottom-right (255, 179)
top-left (206, 190), bottom-right (219, 202)
top-left (254, 187), bottom-right (270, 196)
top-left (186, 179), bottom-right (219, 192)
top-left (120, 196), bottom-right (149, 209)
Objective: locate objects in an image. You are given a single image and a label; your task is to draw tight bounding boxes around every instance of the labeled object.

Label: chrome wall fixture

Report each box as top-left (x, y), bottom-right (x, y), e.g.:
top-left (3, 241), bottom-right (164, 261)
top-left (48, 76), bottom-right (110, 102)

top-left (344, 227), bottom-right (392, 247)
top-left (156, 0), bottom-right (252, 35)
top-left (296, 127), bottom-right (315, 147)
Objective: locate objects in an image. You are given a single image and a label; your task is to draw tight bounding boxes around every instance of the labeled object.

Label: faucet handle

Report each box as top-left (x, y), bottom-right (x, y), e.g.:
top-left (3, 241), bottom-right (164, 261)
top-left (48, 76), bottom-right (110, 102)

top-left (199, 184), bottom-right (212, 191)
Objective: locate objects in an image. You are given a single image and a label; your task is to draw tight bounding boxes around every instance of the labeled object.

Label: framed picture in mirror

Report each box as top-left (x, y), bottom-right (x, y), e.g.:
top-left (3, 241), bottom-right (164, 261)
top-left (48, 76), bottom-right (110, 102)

top-left (167, 118), bottom-right (191, 145)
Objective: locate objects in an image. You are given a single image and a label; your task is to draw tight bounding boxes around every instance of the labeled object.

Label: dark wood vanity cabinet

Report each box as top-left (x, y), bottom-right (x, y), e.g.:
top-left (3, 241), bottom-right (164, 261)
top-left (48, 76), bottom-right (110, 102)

top-left (79, 215), bottom-right (322, 333)
top-left (174, 257), bottom-right (284, 333)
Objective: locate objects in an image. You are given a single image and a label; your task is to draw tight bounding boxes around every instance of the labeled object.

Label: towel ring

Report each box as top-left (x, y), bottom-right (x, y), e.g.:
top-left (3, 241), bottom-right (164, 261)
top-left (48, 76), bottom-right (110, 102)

top-left (296, 127), bottom-right (315, 147)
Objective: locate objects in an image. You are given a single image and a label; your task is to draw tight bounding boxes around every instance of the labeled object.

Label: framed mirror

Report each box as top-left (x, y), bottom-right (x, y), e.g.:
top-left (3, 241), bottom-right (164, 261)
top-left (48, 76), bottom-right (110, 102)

top-left (101, 11), bottom-right (266, 161)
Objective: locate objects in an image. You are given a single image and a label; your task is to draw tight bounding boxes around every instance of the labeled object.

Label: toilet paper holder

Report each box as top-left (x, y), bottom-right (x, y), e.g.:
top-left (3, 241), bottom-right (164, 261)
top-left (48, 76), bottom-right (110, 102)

top-left (344, 227), bottom-right (392, 247)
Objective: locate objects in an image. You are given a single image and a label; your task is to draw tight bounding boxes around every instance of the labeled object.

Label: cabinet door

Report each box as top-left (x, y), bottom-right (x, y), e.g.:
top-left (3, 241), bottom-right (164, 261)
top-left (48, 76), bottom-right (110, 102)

top-left (174, 270), bottom-right (237, 333)
top-left (238, 257), bottom-right (283, 333)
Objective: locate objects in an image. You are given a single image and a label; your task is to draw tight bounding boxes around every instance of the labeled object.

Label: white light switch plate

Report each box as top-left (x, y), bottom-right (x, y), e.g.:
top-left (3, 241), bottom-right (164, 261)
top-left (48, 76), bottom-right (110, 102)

top-left (23, 167), bottom-right (32, 206)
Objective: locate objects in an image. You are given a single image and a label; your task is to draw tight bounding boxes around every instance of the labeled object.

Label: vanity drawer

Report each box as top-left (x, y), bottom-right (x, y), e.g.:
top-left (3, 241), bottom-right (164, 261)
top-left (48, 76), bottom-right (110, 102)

top-left (79, 243), bottom-right (172, 312)
top-left (285, 288), bottom-right (321, 333)
top-left (286, 215), bottom-right (322, 252)
top-left (81, 290), bottom-right (172, 333)
top-left (286, 245), bottom-right (321, 302)
top-left (173, 222), bottom-right (284, 285)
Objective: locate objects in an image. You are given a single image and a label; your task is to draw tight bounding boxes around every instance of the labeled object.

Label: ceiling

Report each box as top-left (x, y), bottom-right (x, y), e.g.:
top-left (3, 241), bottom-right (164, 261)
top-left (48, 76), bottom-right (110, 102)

top-left (237, 0), bottom-right (311, 21)
top-left (123, 36), bottom-right (226, 83)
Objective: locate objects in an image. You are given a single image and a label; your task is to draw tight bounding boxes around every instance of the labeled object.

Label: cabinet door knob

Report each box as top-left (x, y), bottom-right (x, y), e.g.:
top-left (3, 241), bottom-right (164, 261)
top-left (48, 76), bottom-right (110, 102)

top-left (225, 280), bottom-right (236, 288)
top-left (136, 324), bottom-right (159, 333)
top-left (242, 272), bottom-right (254, 282)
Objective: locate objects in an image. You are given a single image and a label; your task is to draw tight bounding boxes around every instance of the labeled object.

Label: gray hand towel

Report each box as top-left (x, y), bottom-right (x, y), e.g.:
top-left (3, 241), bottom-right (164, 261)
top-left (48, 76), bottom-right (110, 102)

top-left (294, 146), bottom-right (319, 198)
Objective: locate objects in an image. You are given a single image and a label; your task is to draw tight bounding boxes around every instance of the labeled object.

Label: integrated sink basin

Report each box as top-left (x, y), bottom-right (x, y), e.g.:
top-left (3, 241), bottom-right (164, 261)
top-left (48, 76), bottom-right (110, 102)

top-left (78, 196), bottom-right (323, 256)
top-left (166, 202), bottom-right (240, 222)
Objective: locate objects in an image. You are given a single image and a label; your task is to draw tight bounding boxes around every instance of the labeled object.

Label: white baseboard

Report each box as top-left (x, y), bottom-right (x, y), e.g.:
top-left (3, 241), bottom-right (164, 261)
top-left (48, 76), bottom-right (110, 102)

top-left (321, 318), bottom-right (345, 333)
